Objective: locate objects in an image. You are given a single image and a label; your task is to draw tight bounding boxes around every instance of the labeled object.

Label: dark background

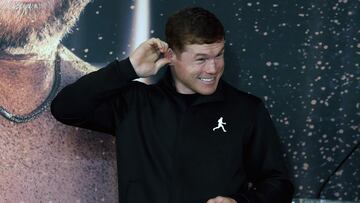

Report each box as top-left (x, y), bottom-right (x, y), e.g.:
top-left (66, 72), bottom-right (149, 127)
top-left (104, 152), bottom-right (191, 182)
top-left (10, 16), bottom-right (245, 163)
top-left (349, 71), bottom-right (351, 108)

top-left (62, 0), bottom-right (360, 201)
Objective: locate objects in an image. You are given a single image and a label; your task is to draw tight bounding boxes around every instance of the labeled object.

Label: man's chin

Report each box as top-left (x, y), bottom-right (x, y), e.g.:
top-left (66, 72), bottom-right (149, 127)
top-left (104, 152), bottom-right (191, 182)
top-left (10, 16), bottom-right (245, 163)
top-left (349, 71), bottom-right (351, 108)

top-left (0, 18), bottom-right (63, 58)
top-left (0, 0), bottom-right (91, 54)
top-left (194, 86), bottom-right (218, 95)
top-left (194, 80), bottom-right (220, 95)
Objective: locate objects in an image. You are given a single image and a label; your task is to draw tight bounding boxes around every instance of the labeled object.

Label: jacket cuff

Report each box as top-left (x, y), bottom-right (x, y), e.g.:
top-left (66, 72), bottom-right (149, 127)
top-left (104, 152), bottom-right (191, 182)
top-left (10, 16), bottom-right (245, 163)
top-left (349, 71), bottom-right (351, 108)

top-left (113, 57), bottom-right (139, 81)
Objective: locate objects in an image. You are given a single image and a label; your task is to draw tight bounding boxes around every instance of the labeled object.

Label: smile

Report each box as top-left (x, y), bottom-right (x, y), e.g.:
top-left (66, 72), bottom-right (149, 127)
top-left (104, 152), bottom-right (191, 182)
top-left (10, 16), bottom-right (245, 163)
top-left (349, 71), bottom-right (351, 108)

top-left (199, 77), bottom-right (216, 83)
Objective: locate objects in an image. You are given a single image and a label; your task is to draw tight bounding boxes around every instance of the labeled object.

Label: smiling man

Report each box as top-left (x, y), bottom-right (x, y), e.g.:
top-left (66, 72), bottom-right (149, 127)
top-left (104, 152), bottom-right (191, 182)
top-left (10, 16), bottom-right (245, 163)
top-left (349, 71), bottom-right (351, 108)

top-left (51, 7), bottom-right (294, 203)
top-left (0, 0), bottom-right (117, 201)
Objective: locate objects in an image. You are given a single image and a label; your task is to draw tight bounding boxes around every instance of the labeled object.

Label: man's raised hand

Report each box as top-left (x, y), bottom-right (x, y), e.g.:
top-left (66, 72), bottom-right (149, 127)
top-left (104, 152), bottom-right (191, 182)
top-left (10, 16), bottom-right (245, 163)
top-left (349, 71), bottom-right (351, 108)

top-left (129, 38), bottom-right (171, 78)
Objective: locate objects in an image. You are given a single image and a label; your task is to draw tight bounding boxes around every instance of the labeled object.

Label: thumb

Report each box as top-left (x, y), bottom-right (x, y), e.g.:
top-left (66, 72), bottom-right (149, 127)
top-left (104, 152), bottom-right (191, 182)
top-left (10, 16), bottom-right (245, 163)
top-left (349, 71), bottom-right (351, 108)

top-left (154, 58), bottom-right (171, 70)
top-left (214, 196), bottom-right (225, 203)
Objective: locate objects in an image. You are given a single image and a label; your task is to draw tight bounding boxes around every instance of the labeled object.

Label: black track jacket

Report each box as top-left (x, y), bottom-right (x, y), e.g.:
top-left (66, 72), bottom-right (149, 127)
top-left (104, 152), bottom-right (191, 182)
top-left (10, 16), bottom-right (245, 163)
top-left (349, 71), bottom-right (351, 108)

top-left (51, 58), bottom-right (294, 203)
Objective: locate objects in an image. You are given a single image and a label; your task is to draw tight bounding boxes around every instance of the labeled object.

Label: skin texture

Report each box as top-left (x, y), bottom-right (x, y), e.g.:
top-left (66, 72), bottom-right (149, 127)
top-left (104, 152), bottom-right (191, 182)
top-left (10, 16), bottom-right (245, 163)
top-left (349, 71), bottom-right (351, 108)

top-left (0, 0), bottom-right (117, 201)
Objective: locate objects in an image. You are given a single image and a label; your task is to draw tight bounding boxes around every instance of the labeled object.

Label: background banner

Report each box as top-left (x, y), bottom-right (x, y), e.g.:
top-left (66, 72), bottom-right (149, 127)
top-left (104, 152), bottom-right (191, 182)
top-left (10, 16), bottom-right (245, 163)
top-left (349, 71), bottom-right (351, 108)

top-left (1, 0), bottom-right (359, 202)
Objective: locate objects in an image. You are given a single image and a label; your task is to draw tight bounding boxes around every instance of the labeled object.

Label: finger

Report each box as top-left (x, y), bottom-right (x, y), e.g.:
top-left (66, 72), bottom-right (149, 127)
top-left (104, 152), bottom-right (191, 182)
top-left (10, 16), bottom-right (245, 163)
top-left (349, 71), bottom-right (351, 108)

top-left (152, 38), bottom-right (168, 53)
top-left (147, 38), bottom-right (160, 51)
top-left (207, 197), bottom-right (224, 203)
top-left (148, 37), bottom-right (158, 45)
top-left (154, 57), bottom-right (171, 69)
top-left (159, 41), bottom-right (169, 53)
top-left (214, 196), bottom-right (224, 203)
top-left (206, 199), bottom-right (215, 203)
top-left (220, 197), bottom-right (237, 203)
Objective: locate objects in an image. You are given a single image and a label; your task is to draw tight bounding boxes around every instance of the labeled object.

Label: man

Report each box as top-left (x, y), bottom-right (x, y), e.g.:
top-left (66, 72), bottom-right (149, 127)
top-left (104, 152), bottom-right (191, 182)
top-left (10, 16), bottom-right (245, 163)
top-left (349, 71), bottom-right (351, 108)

top-left (0, 0), bottom-right (117, 201)
top-left (52, 7), bottom-right (294, 203)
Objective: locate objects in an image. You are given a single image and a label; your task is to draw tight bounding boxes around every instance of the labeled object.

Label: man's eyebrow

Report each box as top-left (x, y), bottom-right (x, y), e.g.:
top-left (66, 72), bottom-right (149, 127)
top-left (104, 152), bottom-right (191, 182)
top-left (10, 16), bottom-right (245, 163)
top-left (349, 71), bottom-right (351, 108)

top-left (193, 47), bottom-right (225, 57)
top-left (194, 53), bottom-right (208, 57)
top-left (217, 47), bottom-right (225, 54)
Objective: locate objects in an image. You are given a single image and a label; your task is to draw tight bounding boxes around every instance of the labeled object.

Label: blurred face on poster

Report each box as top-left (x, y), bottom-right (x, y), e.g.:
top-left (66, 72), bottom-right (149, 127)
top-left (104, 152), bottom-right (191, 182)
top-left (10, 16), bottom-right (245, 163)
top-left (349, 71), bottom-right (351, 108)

top-left (0, 0), bottom-right (90, 54)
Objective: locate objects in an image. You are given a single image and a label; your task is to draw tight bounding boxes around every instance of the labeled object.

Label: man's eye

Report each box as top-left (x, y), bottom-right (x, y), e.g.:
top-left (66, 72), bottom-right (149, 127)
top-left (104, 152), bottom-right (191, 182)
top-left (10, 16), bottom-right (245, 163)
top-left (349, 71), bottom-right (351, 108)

top-left (216, 53), bottom-right (224, 58)
top-left (196, 58), bottom-right (205, 61)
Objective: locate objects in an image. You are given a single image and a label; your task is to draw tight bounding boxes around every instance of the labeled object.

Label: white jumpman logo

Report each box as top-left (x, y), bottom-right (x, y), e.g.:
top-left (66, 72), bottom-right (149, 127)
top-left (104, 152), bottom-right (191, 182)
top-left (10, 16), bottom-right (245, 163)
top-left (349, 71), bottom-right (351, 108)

top-left (213, 117), bottom-right (227, 132)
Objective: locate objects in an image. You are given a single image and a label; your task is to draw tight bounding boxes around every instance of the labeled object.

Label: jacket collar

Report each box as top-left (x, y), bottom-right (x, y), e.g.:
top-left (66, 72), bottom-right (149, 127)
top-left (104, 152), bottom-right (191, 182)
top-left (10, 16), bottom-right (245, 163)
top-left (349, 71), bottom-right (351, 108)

top-left (158, 68), bottom-right (225, 105)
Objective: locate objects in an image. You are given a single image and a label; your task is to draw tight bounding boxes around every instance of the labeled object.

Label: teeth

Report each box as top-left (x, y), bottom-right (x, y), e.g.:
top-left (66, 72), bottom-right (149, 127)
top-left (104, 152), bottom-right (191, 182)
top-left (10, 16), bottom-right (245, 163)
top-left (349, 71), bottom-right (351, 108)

top-left (199, 77), bottom-right (214, 82)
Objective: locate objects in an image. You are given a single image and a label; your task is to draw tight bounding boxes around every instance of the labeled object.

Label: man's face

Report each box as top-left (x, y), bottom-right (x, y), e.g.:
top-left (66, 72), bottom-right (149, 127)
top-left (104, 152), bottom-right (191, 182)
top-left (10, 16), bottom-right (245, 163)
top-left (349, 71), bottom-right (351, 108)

top-left (0, 0), bottom-right (90, 50)
top-left (170, 40), bottom-right (225, 95)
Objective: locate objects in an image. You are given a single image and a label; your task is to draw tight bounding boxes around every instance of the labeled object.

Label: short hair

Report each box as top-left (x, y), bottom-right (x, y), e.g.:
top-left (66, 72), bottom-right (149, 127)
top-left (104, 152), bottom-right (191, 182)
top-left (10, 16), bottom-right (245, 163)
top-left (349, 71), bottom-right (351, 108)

top-left (165, 7), bottom-right (225, 53)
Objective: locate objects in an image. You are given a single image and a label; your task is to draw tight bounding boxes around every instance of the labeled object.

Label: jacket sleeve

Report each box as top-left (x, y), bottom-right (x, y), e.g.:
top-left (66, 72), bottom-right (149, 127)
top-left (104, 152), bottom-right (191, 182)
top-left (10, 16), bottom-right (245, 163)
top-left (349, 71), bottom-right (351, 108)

top-left (50, 58), bottom-right (139, 134)
top-left (230, 101), bottom-right (294, 203)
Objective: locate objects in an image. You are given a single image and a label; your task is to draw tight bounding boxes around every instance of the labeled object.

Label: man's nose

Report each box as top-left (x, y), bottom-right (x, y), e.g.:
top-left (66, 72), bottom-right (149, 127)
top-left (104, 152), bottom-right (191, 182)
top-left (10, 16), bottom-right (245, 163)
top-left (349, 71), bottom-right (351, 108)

top-left (205, 59), bottom-right (217, 73)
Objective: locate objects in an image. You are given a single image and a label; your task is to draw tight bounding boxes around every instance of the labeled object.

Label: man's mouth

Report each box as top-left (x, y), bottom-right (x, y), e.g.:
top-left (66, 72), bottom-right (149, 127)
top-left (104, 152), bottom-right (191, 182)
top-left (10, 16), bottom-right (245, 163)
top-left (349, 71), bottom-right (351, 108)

top-left (198, 76), bottom-right (216, 84)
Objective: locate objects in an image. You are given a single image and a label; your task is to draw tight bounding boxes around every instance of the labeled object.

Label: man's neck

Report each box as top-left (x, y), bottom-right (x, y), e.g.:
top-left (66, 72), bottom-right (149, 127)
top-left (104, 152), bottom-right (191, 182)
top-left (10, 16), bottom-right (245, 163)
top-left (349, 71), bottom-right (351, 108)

top-left (0, 52), bottom-right (57, 115)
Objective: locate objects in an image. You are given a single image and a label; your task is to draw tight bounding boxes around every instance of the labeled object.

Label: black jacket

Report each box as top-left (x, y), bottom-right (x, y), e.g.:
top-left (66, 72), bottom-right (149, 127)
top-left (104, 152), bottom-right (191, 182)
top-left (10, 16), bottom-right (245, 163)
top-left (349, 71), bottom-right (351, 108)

top-left (51, 58), bottom-right (294, 203)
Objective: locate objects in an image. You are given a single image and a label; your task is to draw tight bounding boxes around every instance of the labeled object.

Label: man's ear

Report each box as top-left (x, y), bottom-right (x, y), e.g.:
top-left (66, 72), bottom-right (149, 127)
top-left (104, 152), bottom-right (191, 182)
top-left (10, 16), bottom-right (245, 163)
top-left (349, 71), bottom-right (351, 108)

top-left (165, 48), bottom-right (176, 63)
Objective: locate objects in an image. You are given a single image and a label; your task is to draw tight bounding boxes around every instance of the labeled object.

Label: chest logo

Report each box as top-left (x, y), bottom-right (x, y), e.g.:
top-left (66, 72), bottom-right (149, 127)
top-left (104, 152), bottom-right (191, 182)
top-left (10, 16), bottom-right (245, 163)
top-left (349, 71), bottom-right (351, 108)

top-left (212, 117), bottom-right (227, 133)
